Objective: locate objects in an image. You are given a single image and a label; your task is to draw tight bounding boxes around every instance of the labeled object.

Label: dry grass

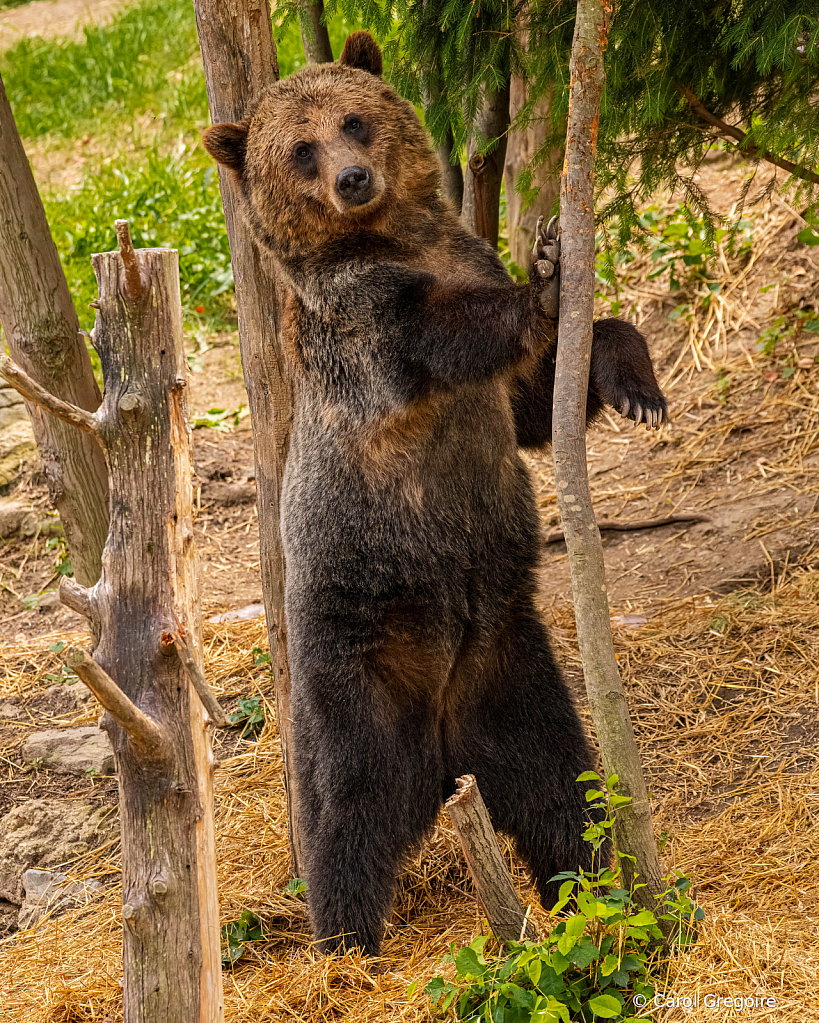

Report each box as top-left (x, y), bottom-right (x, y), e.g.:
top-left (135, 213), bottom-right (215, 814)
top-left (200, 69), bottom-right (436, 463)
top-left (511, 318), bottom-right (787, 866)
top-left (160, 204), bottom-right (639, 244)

top-left (0, 571), bottom-right (817, 1021)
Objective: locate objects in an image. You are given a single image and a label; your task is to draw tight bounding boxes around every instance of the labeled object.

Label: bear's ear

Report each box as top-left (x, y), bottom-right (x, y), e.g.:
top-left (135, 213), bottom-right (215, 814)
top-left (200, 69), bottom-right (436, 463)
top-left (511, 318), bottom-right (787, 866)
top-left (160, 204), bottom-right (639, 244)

top-left (338, 31), bottom-right (383, 77)
top-left (202, 120), bottom-right (250, 173)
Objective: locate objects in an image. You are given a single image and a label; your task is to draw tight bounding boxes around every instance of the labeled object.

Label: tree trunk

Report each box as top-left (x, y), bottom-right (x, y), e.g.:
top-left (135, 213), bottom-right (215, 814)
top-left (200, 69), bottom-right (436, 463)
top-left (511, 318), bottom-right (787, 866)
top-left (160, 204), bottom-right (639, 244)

top-left (551, 0), bottom-right (666, 914)
top-left (192, 0), bottom-right (303, 878)
top-left (0, 73), bottom-right (109, 586)
top-left (1, 224), bottom-right (224, 1021)
top-left (446, 775), bottom-right (538, 943)
top-left (504, 78), bottom-right (561, 270)
top-left (298, 0), bottom-right (333, 64)
top-left (461, 84), bottom-right (511, 247)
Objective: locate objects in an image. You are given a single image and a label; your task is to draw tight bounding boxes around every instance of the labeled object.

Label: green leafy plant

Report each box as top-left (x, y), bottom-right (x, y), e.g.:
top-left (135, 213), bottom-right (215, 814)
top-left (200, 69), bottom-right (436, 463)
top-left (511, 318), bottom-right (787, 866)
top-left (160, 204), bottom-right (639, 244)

top-left (425, 773), bottom-right (702, 1022)
top-left (283, 877), bottom-right (307, 896)
top-left (45, 535), bottom-right (73, 578)
top-left (221, 909), bottom-right (265, 966)
top-left (229, 696), bottom-right (266, 738)
top-left (191, 405), bottom-right (249, 431)
top-left (251, 646), bottom-right (272, 667)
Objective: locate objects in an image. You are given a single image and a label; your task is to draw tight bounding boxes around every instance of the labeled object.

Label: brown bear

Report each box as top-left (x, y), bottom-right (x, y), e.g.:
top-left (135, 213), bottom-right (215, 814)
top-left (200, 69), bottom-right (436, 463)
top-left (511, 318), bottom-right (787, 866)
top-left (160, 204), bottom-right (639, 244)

top-left (203, 30), bottom-right (666, 957)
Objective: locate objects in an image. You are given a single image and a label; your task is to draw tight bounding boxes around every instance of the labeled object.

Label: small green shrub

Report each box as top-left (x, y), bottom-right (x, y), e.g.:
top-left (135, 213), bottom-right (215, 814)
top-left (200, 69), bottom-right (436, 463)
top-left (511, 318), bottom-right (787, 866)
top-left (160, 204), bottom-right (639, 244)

top-left (424, 773), bottom-right (702, 1023)
top-left (229, 695), bottom-right (266, 738)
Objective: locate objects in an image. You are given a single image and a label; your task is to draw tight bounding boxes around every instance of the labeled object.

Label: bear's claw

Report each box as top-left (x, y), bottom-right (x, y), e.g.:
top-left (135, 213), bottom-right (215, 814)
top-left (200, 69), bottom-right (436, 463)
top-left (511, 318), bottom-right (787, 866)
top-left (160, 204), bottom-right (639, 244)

top-left (531, 215), bottom-right (561, 319)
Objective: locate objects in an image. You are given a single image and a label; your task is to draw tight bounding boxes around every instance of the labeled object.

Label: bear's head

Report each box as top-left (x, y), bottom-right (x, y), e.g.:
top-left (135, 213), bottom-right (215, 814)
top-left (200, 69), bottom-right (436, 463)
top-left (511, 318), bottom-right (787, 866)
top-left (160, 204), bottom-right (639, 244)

top-left (203, 32), bottom-right (440, 261)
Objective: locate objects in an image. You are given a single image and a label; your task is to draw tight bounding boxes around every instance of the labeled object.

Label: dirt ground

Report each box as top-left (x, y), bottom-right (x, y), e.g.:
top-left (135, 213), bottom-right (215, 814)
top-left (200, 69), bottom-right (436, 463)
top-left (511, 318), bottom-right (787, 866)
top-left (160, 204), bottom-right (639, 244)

top-left (0, 0), bottom-right (128, 50)
top-left (1, 149), bottom-right (819, 1019)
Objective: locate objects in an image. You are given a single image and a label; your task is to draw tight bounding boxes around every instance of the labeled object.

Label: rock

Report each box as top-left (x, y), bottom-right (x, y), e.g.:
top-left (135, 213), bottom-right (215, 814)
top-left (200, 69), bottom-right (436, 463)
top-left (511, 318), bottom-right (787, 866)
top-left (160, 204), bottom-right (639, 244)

top-left (36, 591), bottom-right (61, 611)
top-left (0, 899), bottom-right (18, 938)
top-left (17, 867), bottom-right (104, 930)
top-left (23, 726), bottom-right (114, 777)
top-left (0, 420), bottom-right (37, 489)
top-left (0, 498), bottom-right (37, 539)
top-left (208, 603), bottom-right (266, 624)
top-left (0, 384), bottom-right (28, 431)
top-left (0, 799), bottom-right (114, 906)
top-left (0, 700), bottom-right (22, 720)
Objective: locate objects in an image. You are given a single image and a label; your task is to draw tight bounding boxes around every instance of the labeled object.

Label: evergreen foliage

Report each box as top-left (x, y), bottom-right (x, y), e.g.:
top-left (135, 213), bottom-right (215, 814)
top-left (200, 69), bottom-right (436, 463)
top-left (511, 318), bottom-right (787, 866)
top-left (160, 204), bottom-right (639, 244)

top-left (319, 0), bottom-right (819, 233)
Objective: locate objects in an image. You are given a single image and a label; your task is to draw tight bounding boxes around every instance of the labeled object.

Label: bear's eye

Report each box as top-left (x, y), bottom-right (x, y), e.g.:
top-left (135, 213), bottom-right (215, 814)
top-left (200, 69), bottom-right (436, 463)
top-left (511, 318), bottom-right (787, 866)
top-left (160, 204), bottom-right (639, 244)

top-left (347, 118), bottom-right (361, 132)
top-left (294, 143), bottom-right (312, 161)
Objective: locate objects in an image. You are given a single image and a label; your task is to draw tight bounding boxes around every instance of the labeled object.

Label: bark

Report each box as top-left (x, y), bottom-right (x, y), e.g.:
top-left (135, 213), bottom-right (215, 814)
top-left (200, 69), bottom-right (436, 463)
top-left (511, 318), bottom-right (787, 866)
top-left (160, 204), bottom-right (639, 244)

top-left (298, 0), bottom-right (333, 64)
top-left (3, 227), bottom-right (224, 1021)
top-left (505, 77), bottom-right (561, 269)
top-left (461, 84), bottom-right (511, 247)
top-left (446, 775), bottom-right (538, 943)
top-left (551, 0), bottom-right (666, 914)
top-left (192, 0), bottom-right (303, 878)
top-left (0, 73), bottom-right (108, 585)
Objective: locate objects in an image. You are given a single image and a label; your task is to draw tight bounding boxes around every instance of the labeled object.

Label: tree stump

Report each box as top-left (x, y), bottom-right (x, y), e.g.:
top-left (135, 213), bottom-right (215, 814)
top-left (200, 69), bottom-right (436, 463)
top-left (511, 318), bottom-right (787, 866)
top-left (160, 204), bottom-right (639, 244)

top-left (2, 223), bottom-right (225, 1021)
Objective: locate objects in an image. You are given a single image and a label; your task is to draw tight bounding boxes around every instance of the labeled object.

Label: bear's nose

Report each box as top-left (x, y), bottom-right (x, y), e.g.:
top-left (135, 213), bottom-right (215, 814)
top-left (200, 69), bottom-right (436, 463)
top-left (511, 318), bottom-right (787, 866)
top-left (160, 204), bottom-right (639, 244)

top-left (335, 166), bottom-right (374, 206)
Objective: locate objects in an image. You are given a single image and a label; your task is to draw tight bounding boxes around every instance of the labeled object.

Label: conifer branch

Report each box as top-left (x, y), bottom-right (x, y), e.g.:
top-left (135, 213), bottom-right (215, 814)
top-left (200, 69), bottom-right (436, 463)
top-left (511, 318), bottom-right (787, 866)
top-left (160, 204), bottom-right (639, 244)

top-left (680, 86), bottom-right (819, 187)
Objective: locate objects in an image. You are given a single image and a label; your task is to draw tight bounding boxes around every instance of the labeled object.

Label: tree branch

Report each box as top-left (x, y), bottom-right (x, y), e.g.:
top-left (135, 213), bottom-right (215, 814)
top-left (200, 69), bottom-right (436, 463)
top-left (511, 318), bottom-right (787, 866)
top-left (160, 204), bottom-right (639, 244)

top-left (679, 86), bottom-right (819, 187)
top-left (170, 629), bottom-right (231, 727)
top-left (115, 220), bottom-right (144, 300)
top-left (446, 774), bottom-right (538, 943)
top-left (0, 355), bottom-right (98, 434)
top-left (64, 647), bottom-right (166, 755)
top-left (59, 576), bottom-right (98, 620)
top-left (544, 513), bottom-right (709, 545)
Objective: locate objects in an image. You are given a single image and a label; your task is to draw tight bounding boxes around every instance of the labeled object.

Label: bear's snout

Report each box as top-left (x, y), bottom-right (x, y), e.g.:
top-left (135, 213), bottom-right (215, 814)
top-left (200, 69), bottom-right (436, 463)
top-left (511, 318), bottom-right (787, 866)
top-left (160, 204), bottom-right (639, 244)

top-left (335, 165), bottom-right (374, 206)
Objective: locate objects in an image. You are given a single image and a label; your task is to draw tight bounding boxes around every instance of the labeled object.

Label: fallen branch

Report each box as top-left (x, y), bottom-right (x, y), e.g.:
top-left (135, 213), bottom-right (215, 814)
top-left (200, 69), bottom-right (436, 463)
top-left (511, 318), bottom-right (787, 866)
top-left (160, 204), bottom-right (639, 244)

top-left (544, 513), bottom-right (709, 544)
top-left (169, 628), bottom-right (231, 727)
top-left (446, 774), bottom-right (538, 943)
top-left (679, 86), bottom-right (819, 187)
top-left (64, 647), bottom-right (166, 756)
top-left (0, 355), bottom-right (98, 434)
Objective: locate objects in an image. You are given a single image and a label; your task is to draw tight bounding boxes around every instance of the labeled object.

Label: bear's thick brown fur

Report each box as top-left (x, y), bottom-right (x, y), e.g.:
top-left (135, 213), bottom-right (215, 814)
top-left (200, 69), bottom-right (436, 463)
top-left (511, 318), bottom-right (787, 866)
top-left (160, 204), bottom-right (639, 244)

top-left (203, 31), bottom-right (666, 957)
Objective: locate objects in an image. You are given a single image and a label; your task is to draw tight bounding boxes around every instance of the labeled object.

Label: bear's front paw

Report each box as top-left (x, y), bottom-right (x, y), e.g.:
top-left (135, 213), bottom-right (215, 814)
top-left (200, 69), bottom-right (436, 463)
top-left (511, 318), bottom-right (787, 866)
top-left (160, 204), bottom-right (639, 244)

top-left (614, 387), bottom-right (668, 430)
top-left (530, 215), bottom-right (560, 320)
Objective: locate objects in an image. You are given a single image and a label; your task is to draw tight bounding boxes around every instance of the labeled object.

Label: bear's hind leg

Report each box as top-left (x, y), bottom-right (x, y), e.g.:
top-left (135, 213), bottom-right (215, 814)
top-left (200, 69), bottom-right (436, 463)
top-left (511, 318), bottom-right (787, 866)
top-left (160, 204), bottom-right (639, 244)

top-left (446, 603), bottom-right (604, 910)
top-left (293, 663), bottom-right (442, 956)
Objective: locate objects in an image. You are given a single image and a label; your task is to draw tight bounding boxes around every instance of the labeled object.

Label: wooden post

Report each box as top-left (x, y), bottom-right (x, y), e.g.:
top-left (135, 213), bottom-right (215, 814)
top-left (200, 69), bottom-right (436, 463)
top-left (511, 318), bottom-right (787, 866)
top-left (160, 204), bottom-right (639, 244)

top-left (192, 0), bottom-right (303, 878)
top-left (0, 74), bottom-right (109, 585)
top-left (1, 223), bottom-right (224, 1021)
top-left (298, 0), bottom-right (334, 64)
top-left (446, 775), bottom-right (538, 943)
top-left (461, 84), bottom-right (511, 247)
top-left (551, 0), bottom-right (666, 914)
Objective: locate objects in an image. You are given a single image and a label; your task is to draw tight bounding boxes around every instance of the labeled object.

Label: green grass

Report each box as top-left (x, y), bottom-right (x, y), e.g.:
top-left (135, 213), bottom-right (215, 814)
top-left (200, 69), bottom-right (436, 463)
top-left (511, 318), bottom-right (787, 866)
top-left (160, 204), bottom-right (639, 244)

top-left (0, 0), bottom-right (205, 137)
top-left (45, 145), bottom-right (233, 329)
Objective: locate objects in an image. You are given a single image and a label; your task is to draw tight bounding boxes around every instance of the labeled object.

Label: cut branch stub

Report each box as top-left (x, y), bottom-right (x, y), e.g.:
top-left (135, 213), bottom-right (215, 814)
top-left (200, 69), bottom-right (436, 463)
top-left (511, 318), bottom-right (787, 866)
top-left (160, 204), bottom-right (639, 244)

top-left (64, 647), bottom-right (167, 757)
top-left (446, 774), bottom-right (538, 944)
top-left (115, 219), bottom-right (145, 300)
top-left (0, 355), bottom-right (98, 434)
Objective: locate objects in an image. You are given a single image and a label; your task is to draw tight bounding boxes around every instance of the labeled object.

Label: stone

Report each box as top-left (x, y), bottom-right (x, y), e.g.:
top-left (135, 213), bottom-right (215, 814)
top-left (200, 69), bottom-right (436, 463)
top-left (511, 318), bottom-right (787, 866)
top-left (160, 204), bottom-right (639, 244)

top-left (0, 497), bottom-right (37, 539)
top-left (35, 591), bottom-right (61, 611)
top-left (0, 420), bottom-right (37, 489)
top-left (23, 726), bottom-right (114, 777)
top-left (17, 867), bottom-right (104, 930)
top-left (0, 799), bottom-right (114, 905)
top-left (0, 700), bottom-right (22, 720)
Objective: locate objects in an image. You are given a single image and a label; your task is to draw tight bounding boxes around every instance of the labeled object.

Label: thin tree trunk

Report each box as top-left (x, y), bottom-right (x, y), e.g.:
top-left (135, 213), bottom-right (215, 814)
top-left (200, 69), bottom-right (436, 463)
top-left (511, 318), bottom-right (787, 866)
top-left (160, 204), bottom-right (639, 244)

top-left (446, 775), bottom-right (538, 943)
top-left (551, 0), bottom-right (665, 914)
top-left (298, 0), bottom-right (333, 64)
top-left (461, 84), bottom-right (511, 247)
top-left (505, 79), bottom-right (561, 270)
top-left (192, 0), bottom-right (303, 879)
top-left (0, 73), bottom-right (109, 586)
top-left (2, 224), bottom-right (224, 1022)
